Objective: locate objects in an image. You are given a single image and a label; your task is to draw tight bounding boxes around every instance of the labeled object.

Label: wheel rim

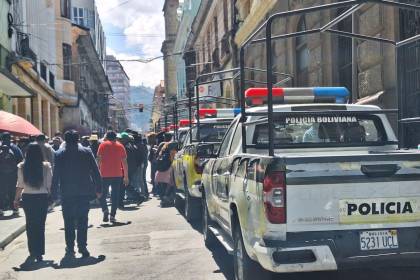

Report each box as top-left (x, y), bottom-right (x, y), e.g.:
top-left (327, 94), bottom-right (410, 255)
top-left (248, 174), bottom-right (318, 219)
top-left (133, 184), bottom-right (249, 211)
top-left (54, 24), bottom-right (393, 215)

top-left (234, 233), bottom-right (245, 280)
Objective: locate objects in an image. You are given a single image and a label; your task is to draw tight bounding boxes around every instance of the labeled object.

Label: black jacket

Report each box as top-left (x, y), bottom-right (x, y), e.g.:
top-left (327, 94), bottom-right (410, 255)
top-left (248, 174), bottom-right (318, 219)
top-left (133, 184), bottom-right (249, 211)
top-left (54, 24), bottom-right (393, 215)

top-left (51, 144), bottom-right (102, 200)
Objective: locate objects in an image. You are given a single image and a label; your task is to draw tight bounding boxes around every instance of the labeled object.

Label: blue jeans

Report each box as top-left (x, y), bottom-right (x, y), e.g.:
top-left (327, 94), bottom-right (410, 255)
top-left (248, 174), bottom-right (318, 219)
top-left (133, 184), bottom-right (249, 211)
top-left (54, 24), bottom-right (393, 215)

top-left (100, 177), bottom-right (122, 217)
top-left (62, 196), bottom-right (90, 250)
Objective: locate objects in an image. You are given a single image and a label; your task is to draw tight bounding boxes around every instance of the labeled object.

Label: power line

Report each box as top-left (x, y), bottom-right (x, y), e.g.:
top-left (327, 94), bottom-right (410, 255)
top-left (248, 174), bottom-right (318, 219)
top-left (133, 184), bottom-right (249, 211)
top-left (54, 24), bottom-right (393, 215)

top-left (101, 0), bottom-right (136, 14)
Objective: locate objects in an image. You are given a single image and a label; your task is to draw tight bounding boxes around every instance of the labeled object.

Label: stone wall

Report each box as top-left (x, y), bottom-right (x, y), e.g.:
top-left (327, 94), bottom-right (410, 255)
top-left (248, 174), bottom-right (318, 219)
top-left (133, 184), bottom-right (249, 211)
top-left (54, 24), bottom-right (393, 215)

top-left (238, 0), bottom-right (399, 112)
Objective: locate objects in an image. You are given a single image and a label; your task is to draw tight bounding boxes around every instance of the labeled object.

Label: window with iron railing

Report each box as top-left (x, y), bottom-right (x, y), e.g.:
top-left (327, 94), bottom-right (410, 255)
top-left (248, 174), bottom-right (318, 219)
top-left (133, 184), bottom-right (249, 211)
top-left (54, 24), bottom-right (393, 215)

top-left (296, 17), bottom-right (309, 86)
top-left (61, 0), bottom-right (71, 19)
top-left (62, 43), bottom-right (72, 80)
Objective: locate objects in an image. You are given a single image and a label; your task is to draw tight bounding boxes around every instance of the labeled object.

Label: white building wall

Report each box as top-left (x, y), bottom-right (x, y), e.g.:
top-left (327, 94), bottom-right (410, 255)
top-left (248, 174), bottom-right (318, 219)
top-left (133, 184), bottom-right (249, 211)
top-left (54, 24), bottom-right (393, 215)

top-left (71, 0), bottom-right (106, 64)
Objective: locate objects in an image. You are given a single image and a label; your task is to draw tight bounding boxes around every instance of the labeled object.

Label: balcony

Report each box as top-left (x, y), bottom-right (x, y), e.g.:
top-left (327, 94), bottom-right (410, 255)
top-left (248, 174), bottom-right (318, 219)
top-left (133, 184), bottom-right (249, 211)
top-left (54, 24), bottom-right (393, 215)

top-left (16, 33), bottom-right (37, 67)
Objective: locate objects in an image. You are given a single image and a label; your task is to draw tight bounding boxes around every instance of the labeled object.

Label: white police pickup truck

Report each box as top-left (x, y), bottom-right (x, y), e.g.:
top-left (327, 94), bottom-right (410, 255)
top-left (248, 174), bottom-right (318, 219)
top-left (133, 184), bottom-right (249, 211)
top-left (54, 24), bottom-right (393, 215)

top-left (201, 87), bottom-right (420, 280)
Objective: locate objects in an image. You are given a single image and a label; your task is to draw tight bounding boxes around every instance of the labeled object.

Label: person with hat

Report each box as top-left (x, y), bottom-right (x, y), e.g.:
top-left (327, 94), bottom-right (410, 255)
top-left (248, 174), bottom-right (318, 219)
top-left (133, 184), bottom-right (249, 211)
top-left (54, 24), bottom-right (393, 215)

top-left (89, 134), bottom-right (100, 158)
top-left (97, 131), bottom-right (129, 223)
top-left (118, 132), bottom-right (140, 206)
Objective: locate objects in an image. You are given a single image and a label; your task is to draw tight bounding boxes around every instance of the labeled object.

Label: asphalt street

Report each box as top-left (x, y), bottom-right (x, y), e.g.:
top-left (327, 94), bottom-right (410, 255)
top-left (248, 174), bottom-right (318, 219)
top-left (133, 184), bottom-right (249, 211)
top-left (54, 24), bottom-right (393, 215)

top-left (0, 194), bottom-right (419, 280)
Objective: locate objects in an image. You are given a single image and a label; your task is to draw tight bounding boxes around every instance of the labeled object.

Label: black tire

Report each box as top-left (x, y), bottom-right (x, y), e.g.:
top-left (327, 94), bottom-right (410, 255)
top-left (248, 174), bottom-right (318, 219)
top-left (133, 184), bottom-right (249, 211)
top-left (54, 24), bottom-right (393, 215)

top-left (233, 223), bottom-right (271, 280)
top-left (202, 195), bottom-right (217, 249)
top-left (184, 186), bottom-right (194, 222)
top-left (175, 193), bottom-right (184, 212)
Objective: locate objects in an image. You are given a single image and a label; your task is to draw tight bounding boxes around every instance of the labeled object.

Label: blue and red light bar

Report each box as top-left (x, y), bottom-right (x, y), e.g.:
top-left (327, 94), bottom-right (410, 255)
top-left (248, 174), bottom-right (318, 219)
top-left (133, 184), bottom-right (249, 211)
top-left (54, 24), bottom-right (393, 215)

top-left (169, 124), bottom-right (178, 130)
top-left (179, 119), bottom-right (192, 127)
top-left (245, 87), bottom-right (349, 106)
top-left (198, 108), bottom-right (241, 119)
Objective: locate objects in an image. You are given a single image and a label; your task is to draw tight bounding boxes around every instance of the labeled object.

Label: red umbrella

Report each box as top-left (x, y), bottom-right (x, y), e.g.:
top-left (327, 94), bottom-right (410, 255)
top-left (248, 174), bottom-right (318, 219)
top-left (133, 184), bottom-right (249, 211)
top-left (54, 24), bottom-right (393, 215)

top-left (0, 110), bottom-right (42, 136)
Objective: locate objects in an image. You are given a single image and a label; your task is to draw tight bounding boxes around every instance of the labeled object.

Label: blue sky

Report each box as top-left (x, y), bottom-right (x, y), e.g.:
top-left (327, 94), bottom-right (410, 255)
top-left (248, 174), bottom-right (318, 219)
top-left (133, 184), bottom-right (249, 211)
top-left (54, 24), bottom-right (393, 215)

top-left (97, 0), bottom-right (166, 88)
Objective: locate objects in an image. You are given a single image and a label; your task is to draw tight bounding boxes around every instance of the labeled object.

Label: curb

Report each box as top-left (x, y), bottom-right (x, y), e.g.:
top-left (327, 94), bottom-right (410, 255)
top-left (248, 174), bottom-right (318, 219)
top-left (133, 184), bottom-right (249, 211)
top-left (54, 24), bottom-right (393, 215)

top-left (0, 224), bottom-right (26, 250)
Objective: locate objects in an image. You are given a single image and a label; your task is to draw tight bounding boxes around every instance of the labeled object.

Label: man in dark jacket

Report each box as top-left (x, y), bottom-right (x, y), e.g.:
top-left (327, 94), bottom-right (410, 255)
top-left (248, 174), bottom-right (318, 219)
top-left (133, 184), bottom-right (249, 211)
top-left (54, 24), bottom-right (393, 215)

top-left (0, 132), bottom-right (23, 215)
top-left (51, 130), bottom-right (102, 258)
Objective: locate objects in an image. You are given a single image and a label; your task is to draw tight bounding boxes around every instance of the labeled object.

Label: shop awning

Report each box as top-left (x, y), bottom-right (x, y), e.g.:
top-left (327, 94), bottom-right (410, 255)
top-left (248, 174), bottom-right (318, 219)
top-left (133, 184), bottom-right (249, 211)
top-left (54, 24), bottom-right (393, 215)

top-left (0, 68), bottom-right (34, 97)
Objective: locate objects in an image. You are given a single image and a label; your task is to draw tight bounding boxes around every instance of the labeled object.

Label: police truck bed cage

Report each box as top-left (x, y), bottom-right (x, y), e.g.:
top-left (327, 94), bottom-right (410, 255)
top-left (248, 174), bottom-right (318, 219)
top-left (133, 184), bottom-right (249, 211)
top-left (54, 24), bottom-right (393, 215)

top-left (238, 0), bottom-right (420, 156)
top-left (193, 67), bottom-right (294, 143)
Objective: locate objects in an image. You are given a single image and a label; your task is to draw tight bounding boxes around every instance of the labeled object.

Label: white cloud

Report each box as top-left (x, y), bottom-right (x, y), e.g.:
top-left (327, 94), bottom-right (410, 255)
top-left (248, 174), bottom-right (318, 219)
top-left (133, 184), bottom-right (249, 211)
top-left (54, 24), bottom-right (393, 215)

top-left (97, 0), bottom-right (166, 86)
top-left (107, 47), bottom-right (163, 88)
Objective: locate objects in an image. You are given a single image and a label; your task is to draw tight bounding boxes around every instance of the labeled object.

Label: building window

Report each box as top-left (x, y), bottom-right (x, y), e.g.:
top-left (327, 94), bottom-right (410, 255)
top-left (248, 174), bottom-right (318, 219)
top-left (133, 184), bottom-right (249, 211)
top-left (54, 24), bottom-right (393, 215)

top-left (296, 17), bottom-right (309, 85)
top-left (337, 8), bottom-right (353, 94)
top-left (61, 0), bottom-right (71, 19)
top-left (40, 62), bottom-right (47, 81)
top-left (49, 72), bottom-right (55, 89)
top-left (73, 7), bottom-right (84, 26)
top-left (223, 0), bottom-right (229, 32)
top-left (214, 17), bottom-right (219, 49)
top-left (62, 43), bottom-right (72, 80)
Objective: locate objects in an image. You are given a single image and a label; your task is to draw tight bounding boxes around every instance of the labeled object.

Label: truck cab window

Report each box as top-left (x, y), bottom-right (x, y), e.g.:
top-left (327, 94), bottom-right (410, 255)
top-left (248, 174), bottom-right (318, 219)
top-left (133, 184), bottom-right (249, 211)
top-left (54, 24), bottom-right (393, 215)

top-left (218, 122), bottom-right (237, 157)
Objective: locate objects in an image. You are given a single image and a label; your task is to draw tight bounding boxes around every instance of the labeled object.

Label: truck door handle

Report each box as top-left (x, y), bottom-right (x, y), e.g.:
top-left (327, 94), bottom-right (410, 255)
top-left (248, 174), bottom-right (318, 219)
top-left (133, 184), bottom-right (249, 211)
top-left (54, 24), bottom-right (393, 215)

top-left (361, 164), bottom-right (400, 178)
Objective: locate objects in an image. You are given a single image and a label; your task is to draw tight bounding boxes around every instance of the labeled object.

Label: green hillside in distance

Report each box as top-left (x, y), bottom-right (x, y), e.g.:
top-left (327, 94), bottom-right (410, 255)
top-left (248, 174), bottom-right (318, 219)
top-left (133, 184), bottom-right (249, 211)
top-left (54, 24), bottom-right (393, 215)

top-left (128, 85), bottom-right (153, 133)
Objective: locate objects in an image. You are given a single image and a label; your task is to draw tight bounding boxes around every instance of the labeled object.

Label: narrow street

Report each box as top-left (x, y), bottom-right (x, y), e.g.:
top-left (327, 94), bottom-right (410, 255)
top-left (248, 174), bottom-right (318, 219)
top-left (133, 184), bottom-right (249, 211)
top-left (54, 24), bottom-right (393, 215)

top-left (0, 193), bottom-right (233, 280)
top-left (0, 189), bottom-right (419, 280)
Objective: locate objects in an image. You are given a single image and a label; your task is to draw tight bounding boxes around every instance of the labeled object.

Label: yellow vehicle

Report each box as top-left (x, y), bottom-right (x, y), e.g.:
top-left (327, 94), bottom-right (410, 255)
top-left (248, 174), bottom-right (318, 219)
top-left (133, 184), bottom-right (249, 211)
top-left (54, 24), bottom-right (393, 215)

top-left (173, 109), bottom-right (237, 221)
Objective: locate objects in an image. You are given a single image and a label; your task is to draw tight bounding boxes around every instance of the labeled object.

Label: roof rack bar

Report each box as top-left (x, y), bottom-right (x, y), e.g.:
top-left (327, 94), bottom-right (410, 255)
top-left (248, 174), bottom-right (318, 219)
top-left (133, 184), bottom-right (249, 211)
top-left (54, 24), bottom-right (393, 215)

top-left (251, 28), bottom-right (321, 44)
top-left (320, 4), bottom-right (365, 32)
top-left (396, 34), bottom-right (420, 48)
top-left (196, 68), bottom-right (240, 82)
top-left (324, 29), bottom-right (396, 45)
top-left (374, 0), bottom-right (420, 11)
top-left (243, 67), bottom-right (294, 78)
top-left (399, 117), bottom-right (420, 124)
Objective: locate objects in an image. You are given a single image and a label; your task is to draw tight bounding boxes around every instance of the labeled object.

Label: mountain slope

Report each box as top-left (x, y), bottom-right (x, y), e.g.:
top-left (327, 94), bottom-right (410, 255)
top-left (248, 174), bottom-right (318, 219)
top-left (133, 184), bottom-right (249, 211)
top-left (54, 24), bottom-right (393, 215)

top-left (128, 85), bottom-right (154, 133)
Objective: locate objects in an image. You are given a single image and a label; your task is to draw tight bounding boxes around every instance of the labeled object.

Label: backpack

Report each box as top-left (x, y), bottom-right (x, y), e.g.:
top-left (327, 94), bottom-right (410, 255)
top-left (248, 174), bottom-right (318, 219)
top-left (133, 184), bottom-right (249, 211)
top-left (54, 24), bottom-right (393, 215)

top-left (156, 148), bottom-right (172, 172)
top-left (0, 146), bottom-right (17, 174)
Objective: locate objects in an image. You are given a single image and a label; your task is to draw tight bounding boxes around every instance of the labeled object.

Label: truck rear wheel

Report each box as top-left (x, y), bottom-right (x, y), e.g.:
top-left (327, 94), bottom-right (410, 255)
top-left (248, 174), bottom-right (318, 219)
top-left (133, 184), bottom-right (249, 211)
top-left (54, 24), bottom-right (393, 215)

top-left (202, 196), bottom-right (217, 249)
top-left (233, 225), bottom-right (271, 280)
top-left (175, 193), bottom-right (184, 212)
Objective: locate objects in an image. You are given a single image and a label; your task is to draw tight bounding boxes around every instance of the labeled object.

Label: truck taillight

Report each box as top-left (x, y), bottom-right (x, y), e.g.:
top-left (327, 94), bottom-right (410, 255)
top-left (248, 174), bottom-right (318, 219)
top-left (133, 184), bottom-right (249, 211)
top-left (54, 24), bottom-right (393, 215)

top-left (263, 171), bottom-right (286, 224)
top-left (194, 157), bottom-right (205, 174)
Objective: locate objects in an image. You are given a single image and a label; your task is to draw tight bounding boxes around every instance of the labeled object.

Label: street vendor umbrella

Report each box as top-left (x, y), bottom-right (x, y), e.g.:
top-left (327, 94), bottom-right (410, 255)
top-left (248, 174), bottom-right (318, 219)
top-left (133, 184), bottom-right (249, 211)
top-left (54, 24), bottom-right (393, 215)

top-left (0, 110), bottom-right (42, 136)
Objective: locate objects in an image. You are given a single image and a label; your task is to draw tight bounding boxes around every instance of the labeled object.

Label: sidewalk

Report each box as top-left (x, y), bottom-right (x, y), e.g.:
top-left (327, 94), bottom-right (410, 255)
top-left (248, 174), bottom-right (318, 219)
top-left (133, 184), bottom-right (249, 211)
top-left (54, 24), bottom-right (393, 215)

top-left (0, 211), bottom-right (26, 249)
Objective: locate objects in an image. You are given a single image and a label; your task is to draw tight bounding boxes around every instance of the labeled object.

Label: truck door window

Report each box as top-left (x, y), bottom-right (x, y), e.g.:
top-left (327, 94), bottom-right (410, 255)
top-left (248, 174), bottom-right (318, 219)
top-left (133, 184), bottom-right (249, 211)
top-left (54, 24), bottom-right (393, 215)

top-left (229, 123), bottom-right (242, 155)
top-left (237, 159), bottom-right (249, 179)
top-left (218, 121), bottom-right (237, 157)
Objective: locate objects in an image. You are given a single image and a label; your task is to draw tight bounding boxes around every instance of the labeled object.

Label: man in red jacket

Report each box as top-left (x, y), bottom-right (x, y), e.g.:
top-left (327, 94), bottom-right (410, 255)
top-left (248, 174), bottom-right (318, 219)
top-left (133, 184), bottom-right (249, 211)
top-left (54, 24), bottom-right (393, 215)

top-left (97, 131), bottom-right (129, 223)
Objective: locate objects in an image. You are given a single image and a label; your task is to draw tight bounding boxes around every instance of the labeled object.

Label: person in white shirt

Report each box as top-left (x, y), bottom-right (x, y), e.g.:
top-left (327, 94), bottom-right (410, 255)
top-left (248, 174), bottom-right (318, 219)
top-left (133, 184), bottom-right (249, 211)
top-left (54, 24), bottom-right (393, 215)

top-left (14, 143), bottom-right (52, 263)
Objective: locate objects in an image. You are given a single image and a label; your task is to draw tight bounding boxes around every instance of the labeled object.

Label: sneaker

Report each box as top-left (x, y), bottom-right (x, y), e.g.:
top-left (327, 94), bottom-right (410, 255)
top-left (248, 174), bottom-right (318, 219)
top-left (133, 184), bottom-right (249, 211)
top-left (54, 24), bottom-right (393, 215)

top-left (35, 255), bottom-right (43, 262)
top-left (78, 248), bottom-right (90, 258)
top-left (110, 216), bottom-right (116, 223)
top-left (103, 212), bottom-right (109, 223)
top-left (65, 247), bottom-right (75, 257)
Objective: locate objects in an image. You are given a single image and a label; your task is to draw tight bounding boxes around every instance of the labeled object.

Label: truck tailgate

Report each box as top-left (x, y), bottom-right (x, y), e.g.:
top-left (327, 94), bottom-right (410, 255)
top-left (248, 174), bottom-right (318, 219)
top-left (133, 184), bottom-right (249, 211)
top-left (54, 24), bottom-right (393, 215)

top-left (283, 151), bottom-right (420, 232)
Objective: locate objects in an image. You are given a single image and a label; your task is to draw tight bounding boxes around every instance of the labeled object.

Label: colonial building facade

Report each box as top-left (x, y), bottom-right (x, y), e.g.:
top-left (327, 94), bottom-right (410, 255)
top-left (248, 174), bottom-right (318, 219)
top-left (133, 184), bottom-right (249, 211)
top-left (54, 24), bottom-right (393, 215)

top-left (235, 0), bottom-right (420, 145)
top-left (162, 0), bottom-right (179, 103)
top-left (106, 55), bottom-right (130, 131)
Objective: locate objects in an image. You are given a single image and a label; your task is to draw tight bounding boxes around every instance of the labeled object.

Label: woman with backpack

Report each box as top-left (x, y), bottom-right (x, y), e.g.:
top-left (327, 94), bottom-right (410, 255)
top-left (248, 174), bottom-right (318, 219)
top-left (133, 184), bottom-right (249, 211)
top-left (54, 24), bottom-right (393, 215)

top-left (155, 141), bottom-right (178, 206)
top-left (13, 143), bottom-right (52, 263)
